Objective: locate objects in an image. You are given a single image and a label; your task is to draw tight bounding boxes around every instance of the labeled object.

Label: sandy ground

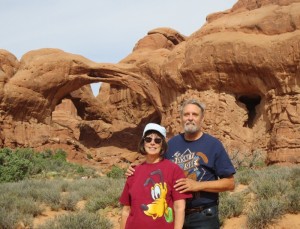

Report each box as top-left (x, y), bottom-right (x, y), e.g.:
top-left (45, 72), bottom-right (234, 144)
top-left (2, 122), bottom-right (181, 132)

top-left (222, 213), bottom-right (300, 229)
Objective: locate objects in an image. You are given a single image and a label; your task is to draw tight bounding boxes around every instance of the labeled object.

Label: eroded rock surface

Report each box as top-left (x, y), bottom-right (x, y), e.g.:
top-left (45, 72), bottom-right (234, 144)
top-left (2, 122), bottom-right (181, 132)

top-left (0, 0), bottom-right (299, 169)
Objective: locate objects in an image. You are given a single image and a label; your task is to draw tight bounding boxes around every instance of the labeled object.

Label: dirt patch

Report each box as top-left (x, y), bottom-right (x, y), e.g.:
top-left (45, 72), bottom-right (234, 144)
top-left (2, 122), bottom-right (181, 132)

top-left (265, 214), bottom-right (300, 229)
top-left (222, 215), bottom-right (247, 228)
top-left (222, 213), bottom-right (300, 229)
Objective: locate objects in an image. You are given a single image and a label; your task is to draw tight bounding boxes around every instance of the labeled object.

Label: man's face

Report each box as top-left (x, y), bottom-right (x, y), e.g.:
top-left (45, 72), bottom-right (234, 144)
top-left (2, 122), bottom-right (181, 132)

top-left (181, 104), bottom-right (204, 134)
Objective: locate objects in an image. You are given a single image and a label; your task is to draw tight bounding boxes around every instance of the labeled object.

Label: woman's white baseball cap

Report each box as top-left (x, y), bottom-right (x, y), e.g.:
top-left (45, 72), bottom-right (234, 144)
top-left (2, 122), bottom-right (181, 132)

top-left (143, 123), bottom-right (166, 138)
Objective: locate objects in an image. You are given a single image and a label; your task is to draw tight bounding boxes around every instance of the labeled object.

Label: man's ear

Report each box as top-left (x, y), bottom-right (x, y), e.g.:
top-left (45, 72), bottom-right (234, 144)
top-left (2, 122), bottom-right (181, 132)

top-left (201, 114), bottom-right (205, 121)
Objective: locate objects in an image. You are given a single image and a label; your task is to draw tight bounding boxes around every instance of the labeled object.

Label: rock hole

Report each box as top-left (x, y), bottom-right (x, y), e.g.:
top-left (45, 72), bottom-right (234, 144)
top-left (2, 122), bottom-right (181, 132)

top-left (238, 95), bottom-right (261, 128)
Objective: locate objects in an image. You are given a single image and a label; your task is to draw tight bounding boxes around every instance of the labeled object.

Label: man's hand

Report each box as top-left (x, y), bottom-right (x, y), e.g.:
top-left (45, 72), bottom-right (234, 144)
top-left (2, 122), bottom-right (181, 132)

top-left (174, 175), bottom-right (235, 193)
top-left (174, 178), bottom-right (199, 193)
top-left (125, 165), bottom-right (136, 177)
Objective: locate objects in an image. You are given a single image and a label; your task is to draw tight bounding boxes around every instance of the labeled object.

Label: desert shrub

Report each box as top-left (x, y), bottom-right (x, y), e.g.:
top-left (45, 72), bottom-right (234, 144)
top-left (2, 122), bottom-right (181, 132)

top-left (247, 197), bottom-right (286, 229)
top-left (285, 166), bottom-right (300, 213)
top-left (0, 183), bottom-right (43, 216)
top-left (41, 189), bottom-right (62, 210)
top-left (67, 179), bottom-right (98, 200)
top-left (0, 208), bottom-right (17, 229)
top-left (230, 149), bottom-right (266, 171)
top-left (246, 165), bottom-right (300, 228)
top-left (235, 169), bottom-right (256, 185)
top-left (23, 180), bottom-right (61, 200)
top-left (219, 192), bottom-right (245, 225)
top-left (249, 166), bottom-right (293, 200)
top-left (85, 178), bottom-right (124, 212)
top-left (85, 193), bottom-right (121, 212)
top-left (60, 193), bottom-right (81, 211)
top-left (13, 197), bottom-right (43, 216)
top-left (289, 166), bottom-right (300, 191)
top-left (59, 179), bottom-right (70, 192)
top-left (5, 179), bottom-right (62, 210)
top-left (107, 165), bottom-right (125, 179)
top-left (0, 190), bottom-right (35, 228)
top-left (39, 211), bottom-right (112, 229)
top-left (0, 177), bottom-right (124, 228)
top-left (285, 188), bottom-right (300, 213)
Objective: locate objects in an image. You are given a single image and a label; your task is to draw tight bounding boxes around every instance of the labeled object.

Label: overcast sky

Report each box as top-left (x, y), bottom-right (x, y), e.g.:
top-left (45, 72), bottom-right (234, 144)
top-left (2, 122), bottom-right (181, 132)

top-left (1, 0), bottom-right (237, 94)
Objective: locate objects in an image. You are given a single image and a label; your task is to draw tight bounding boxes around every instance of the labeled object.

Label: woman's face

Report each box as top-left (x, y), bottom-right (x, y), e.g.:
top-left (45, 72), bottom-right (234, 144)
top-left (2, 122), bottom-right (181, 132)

top-left (143, 133), bottom-right (162, 155)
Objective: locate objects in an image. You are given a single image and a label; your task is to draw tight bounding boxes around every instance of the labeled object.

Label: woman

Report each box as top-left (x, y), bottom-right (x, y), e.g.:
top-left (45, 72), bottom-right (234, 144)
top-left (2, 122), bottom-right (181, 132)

top-left (119, 123), bottom-right (192, 229)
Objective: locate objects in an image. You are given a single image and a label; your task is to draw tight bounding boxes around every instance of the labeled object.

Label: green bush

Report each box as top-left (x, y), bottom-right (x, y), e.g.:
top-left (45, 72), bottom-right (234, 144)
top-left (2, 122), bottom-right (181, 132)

top-left (0, 148), bottom-right (97, 182)
top-left (52, 149), bottom-right (67, 161)
top-left (0, 148), bottom-right (32, 182)
top-left (107, 165), bottom-right (125, 179)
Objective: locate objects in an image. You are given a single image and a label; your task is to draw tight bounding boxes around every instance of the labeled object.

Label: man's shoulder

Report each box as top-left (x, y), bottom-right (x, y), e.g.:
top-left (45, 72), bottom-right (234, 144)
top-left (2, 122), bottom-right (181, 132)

top-left (203, 133), bottom-right (221, 143)
top-left (168, 133), bottom-right (184, 142)
top-left (202, 133), bottom-right (227, 154)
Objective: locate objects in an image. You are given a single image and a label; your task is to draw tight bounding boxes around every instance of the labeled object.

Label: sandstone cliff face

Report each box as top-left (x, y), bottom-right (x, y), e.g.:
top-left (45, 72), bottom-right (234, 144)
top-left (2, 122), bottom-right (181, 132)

top-left (0, 0), bottom-right (299, 169)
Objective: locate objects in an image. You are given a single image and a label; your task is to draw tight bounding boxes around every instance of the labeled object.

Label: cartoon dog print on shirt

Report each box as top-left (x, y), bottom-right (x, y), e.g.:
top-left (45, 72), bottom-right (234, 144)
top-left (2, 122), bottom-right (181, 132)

top-left (140, 169), bottom-right (173, 223)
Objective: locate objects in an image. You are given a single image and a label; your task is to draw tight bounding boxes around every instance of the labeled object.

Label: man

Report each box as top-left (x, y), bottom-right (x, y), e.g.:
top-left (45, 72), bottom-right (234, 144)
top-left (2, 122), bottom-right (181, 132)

top-left (127, 99), bottom-right (235, 228)
top-left (165, 99), bottom-right (235, 229)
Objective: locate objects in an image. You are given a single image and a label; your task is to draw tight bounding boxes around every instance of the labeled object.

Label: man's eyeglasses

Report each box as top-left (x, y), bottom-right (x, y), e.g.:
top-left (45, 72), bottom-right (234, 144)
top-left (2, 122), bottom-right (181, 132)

top-left (144, 137), bottom-right (162, 144)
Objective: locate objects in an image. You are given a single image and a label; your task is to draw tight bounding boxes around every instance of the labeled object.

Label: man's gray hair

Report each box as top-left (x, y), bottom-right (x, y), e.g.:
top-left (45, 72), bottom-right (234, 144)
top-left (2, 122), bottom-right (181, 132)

top-left (180, 99), bottom-right (206, 115)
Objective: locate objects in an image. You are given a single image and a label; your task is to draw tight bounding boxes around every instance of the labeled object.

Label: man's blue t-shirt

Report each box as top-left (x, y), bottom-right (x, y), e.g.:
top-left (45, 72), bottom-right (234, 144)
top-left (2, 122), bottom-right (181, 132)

top-left (164, 133), bottom-right (236, 208)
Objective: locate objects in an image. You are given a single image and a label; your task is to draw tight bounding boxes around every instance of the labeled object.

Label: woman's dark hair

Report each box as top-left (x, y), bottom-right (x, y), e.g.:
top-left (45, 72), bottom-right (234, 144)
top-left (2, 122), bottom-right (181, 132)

top-left (138, 130), bottom-right (168, 156)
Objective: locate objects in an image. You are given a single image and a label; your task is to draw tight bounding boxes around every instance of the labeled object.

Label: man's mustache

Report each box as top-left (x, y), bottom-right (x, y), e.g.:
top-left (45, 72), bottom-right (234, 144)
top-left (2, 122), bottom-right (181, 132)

top-left (185, 121), bottom-right (195, 126)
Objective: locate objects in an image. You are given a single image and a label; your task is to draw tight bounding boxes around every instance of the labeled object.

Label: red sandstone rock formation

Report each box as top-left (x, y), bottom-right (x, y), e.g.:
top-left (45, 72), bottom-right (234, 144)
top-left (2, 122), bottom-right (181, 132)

top-left (0, 0), bottom-right (299, 169)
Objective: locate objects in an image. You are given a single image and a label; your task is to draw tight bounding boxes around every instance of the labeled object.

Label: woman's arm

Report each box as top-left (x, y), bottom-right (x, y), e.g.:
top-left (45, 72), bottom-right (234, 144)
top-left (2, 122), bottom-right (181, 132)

top-left (120, 205), bottom-right (130, 229)
top-left (125, 165), bottom-right (135, 177)
top-left (173, 199), bottom-right (186, 229)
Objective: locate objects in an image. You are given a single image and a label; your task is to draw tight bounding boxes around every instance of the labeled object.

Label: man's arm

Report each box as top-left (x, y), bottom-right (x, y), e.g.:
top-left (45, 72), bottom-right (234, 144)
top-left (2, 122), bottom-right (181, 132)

top-left (173, 199), bottom-right (186, 229)
top-left (174, 175), bottom-right (235, 193)
top-left (120, 205), bottom-right (130, 229)
top-left (124, 165), bottom-right (136, 177)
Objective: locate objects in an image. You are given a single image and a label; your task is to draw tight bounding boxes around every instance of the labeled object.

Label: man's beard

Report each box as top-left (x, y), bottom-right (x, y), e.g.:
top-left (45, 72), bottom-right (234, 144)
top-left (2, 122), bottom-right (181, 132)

top-left (184, 122), bottom-right (200, 134)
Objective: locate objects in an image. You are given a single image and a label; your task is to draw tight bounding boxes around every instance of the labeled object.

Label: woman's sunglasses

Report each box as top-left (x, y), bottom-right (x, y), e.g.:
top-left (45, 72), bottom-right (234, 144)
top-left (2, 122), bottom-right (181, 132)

top-left (144, 137), bottom-right (162, 144)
